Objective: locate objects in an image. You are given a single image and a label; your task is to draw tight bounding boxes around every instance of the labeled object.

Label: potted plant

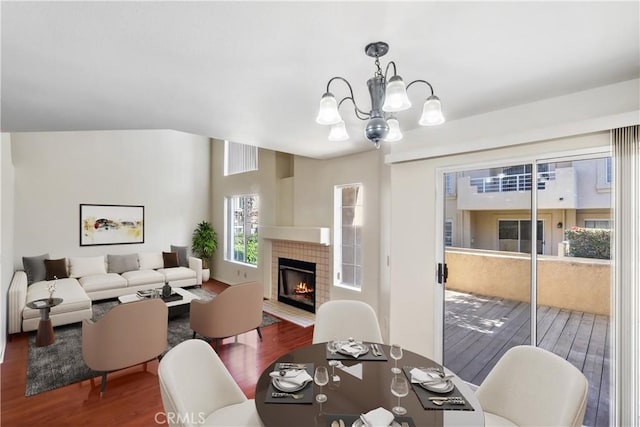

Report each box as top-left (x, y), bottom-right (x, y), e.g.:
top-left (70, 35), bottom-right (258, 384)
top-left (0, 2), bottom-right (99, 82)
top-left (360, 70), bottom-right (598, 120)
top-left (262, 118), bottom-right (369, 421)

top-left (191, 221), bottom-right (217, 282)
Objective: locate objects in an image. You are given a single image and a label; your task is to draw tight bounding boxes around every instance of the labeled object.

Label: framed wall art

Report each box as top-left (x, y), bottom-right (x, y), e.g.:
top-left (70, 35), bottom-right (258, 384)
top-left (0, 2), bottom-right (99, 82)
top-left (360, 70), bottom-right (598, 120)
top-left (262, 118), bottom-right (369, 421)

top-left (80, 204), bottom-right (144, 246)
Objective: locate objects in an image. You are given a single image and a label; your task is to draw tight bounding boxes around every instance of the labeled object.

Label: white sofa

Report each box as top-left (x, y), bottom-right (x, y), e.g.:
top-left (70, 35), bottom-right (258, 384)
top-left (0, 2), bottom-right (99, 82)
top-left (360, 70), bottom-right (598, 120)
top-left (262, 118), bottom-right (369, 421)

top-left (8, 252), bottom-right (202, 334)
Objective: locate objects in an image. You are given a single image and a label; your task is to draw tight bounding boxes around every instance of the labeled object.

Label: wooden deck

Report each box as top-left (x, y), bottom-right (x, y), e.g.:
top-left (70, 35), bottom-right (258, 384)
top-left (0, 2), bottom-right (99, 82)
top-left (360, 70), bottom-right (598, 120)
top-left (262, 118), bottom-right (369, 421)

top-left (444, 290), bottom-right (609, 427)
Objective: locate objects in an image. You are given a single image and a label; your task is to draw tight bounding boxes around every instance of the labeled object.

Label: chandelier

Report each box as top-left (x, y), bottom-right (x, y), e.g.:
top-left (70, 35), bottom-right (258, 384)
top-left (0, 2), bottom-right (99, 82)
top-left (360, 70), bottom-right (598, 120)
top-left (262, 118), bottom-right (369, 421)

top-left (315, 41), bottom-right (445, 148)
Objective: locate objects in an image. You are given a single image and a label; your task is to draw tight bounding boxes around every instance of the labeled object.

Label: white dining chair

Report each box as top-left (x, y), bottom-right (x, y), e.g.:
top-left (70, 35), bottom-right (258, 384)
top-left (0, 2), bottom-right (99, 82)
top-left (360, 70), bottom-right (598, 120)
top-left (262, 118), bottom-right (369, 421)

top-left (312, 300), bottom-right (383, 344)
top-left (158, 339), bottom-right (263, 427)
top-left (475, 345), bottom-right (588, 427)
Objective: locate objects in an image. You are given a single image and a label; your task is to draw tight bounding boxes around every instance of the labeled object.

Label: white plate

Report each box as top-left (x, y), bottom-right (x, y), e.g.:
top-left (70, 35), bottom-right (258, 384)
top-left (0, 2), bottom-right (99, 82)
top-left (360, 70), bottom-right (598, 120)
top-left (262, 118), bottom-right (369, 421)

top-left (351, 419), bottom-right (401, 427)
top-left (271, 377), bottom-right (309, 392)
top-left (419, 379), bottom-right (454, 394)
top-left (337, 342), bottom-right (369, 357)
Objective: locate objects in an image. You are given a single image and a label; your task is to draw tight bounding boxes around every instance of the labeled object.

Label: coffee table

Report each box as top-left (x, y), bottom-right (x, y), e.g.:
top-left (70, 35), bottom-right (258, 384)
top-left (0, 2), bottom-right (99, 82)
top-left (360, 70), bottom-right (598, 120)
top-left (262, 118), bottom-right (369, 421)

top-left (118, 287), bottom-right (200, 317)
top-left (26, 297), bottom-right (63, 347)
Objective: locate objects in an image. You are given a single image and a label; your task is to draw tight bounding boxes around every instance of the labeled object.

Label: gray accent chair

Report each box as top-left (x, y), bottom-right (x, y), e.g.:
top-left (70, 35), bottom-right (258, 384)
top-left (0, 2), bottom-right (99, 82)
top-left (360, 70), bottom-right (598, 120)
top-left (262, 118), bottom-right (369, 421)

top-left (190, 281), bottom-right (264, 347)
top-left (82, 298), bottom-right (168, 396)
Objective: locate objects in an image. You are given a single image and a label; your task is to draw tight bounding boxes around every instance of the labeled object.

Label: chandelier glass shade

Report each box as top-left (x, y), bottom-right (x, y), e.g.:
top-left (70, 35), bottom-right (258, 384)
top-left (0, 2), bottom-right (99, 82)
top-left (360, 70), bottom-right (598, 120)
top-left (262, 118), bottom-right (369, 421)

top-left (316, 41), bottom-right (445, 148)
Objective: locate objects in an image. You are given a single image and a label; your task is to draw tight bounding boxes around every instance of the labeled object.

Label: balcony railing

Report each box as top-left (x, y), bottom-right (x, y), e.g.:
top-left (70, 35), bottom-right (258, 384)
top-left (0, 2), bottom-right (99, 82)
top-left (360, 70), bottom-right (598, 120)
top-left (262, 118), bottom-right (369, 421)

top-left (470, 171), bottom-right (556, 193)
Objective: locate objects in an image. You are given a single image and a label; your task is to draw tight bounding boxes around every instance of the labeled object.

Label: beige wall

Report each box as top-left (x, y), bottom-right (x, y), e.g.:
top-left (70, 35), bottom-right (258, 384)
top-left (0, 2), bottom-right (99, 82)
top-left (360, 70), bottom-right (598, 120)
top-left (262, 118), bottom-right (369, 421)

top-left (10, 130), bottom-right (211, 263)
top-left (1, 133), bottom-right (15, 361)
top-left (210, 142), bottom-right (390, 337)
top-left (292, 150), bottom-right (385, 331)
top-left (469, 209), bottom-right (565, 255)
top-left (446, 249), bottom-right (611, 315)
top-left (210, 141), bottom-right (279, 290)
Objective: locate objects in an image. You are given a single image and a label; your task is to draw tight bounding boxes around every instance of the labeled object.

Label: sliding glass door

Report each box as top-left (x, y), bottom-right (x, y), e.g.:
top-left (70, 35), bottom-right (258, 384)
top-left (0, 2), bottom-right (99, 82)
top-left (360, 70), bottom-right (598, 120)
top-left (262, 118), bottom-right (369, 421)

top-left (534, 157), bottom-right (611, 426)
top-left (442, 163), bottom-right (532, 386)
top-left (441, 154), bottom-right (612, 426)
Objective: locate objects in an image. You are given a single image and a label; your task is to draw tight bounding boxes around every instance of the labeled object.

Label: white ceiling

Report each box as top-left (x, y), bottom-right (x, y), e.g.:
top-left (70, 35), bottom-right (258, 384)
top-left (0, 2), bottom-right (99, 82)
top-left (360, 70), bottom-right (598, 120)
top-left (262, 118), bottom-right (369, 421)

top-left (2, 1), bottom-right (639, 159)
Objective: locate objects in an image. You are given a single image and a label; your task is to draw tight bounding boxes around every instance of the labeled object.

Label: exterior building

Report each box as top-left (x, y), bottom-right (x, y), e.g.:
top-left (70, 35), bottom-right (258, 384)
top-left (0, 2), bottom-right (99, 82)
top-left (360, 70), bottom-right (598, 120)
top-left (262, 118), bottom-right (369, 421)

top-left (445, 158), bottom-right (612, 256)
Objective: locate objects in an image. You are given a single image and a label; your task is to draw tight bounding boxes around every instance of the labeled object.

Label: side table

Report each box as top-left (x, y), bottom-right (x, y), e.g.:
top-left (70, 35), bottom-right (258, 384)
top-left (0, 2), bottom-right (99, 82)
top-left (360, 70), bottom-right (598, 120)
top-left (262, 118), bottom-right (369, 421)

top-left (26, 297), bottom-right (63, 347)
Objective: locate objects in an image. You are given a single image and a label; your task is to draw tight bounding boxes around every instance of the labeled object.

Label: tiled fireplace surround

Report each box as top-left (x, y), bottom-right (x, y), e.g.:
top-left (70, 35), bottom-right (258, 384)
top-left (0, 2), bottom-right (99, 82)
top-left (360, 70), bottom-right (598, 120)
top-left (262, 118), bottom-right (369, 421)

top-left (270, 240), bottom-right (330, 311)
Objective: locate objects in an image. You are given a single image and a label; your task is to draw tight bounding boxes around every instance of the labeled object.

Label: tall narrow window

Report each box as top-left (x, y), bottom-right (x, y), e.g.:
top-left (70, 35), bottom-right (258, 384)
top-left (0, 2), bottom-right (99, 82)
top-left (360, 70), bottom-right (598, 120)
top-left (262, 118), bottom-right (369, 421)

top-left (444, 220), bottom-right (453, 247)
top-left (334, 184), bottom-right (363, 289)
top-left (445, 174), bottom-right (456, 196)
top-left (225, 194), bottom-right (259, 265)
top-left (224, 140), bottom-right (258, 176)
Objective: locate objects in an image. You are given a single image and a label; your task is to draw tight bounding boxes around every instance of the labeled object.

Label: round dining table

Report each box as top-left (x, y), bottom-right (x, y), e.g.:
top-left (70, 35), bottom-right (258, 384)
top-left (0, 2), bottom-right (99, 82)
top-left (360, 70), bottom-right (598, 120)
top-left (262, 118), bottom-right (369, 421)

top-left (255, 343), bottom-right (484, 427)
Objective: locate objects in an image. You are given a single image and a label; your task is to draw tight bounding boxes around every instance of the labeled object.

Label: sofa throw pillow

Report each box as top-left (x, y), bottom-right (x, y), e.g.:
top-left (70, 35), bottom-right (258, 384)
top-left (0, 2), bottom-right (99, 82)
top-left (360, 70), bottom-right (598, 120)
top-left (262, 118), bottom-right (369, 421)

top-left (69, 256), bottom-right (107, 278)
top-left (163, 251), bottom-right (180, 268)
top-left (22, 253), bottom-right (50, 285)
top-left (170, 245), bottom-right (189, 268)
top-left (107, 254), bottom-right (139, 274)
top-left (138, 252), bottom-right (164, 270)
top-left (44, 258), bottom-right (69, 280)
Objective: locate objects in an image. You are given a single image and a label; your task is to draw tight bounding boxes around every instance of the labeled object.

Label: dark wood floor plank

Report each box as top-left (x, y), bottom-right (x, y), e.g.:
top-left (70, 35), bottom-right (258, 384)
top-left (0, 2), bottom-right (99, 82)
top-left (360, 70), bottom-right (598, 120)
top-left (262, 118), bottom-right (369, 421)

top-left (535, 306), bottom-right (561, 342)
top-left (596, 322), bottom-right (611, 427)
top-left (567, 313), bottom-right (595, 371)
top-left (444, 294), bottom-right (520, 366)
top-left (551, 310), bottom-right (582, 359)
top-left (538, 309), bottom-right (571, 351)
top-left (444, 292), bottom-right (507, 334)
top-left (445, 300), bottom-right (528, 375)
top-left (582, 314), bottom-right (608, 427)
top-left (471, 306), bottom-right (536, 385)
top-left (456, 301), bottom-right (531, 381)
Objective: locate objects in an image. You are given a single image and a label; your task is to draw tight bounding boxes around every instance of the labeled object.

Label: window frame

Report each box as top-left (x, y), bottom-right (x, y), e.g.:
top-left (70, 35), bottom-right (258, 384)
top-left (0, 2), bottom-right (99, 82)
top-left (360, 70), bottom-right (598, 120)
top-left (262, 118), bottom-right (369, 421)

top-left (444, 220), bottom-right (453, 247)
top-left (497, 218), bottom-right (544, 254)
top-left (224, 193), bottom-right (259, 267)
top-left (224, 140), bottom-right (258, 176)
top-left (333, 183), bottom-right (363, 291)
top-left (584, 219), bottom-right (611, 229)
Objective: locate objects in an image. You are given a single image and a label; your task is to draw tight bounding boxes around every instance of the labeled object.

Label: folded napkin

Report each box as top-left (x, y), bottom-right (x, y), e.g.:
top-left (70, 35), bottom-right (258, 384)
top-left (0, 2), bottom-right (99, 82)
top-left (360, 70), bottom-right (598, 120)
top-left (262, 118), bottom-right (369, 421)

top-left (340, 342), bottom-right (364, 358)
top-left (360, 407), bottom-right (395, 427)
top-left (268, 369), bottom-right (312, 386)
top-left (409, 367), bottom-right (443, 384)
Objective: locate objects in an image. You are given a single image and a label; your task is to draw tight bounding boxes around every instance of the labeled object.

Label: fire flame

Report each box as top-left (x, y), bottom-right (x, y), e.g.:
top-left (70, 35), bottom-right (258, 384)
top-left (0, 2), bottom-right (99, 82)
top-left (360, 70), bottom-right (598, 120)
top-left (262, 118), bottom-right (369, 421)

top-left (294, 282), bottom-right (313, 294)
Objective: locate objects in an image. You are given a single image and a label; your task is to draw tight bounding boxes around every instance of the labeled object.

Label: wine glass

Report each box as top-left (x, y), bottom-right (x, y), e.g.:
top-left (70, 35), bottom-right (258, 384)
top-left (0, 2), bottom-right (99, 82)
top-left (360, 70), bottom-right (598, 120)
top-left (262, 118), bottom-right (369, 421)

top-left (390, 375), bottom-right (409, 415)
top-left (390, 344), bottom-right (403, 374)
top-left (327, 340), bottom-right (340, 357)
top-left (314, 366), bottom-right (329, 403)
top-left (326, 341), bottom-right (341, 382)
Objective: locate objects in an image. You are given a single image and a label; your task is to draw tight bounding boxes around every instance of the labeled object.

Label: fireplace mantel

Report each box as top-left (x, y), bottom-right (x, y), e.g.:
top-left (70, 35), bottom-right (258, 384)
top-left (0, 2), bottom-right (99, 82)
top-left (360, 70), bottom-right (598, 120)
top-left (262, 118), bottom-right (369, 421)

top-left (260, 226), bottom-right (331, 245)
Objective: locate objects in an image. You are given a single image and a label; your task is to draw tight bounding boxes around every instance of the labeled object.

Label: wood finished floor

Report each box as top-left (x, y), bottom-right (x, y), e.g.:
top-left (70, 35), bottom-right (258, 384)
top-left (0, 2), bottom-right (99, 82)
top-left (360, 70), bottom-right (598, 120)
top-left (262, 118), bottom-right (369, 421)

top-left (3, 284), bottom-right (611, 426)
top-left (444, 290), bottom-right (610, 427)
top-left (0, 280), bottom-right (313, 426)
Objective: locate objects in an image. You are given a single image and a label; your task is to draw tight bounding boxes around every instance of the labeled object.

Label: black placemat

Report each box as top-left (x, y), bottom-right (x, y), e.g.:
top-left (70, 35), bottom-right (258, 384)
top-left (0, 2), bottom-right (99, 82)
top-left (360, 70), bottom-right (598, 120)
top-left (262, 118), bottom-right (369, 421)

top-left (325, 342), bottom-right (388, 361)
top-left (325, 414), bottom-right (416, 427)
top-left (402, 367), bottom-right (475, 411)
top-left (264, 363), bottom-right (315, 404)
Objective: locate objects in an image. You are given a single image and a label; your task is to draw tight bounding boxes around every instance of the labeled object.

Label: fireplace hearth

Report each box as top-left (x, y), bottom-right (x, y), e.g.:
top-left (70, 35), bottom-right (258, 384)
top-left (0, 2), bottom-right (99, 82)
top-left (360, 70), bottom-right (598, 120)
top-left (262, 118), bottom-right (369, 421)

top-left (278, 257), bottom-right (316, 313)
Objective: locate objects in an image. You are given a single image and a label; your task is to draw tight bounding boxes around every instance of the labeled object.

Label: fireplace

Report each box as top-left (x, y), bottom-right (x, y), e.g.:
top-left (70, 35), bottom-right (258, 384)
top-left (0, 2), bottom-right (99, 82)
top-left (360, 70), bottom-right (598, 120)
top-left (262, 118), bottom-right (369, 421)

top-left (278, 257), bottom-right (316, 313)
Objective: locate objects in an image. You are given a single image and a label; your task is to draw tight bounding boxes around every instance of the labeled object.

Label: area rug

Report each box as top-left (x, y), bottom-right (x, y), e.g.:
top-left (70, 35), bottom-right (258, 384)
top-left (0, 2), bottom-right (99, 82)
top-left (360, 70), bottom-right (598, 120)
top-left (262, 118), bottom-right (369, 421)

top-left (25, 287), bottom-right (279, 396)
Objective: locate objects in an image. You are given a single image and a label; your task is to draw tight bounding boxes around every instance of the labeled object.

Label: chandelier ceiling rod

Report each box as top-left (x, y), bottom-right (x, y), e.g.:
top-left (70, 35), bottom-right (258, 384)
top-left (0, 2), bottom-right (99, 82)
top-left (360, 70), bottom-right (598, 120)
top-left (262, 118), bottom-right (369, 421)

top-left (316, 41), bottom-right (445, 148)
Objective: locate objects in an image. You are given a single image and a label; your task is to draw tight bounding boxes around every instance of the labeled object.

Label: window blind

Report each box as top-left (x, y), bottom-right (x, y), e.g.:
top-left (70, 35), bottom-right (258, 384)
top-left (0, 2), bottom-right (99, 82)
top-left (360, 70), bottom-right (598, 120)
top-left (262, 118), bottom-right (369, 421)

top-left (612, 125), bottom-right (639, 426)
top-left (224, 141), bottom-right (258, 176)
